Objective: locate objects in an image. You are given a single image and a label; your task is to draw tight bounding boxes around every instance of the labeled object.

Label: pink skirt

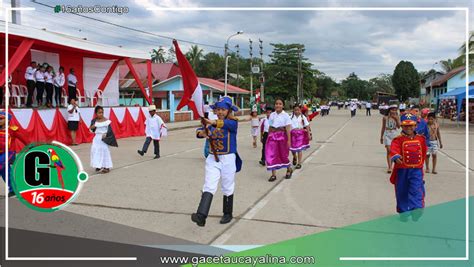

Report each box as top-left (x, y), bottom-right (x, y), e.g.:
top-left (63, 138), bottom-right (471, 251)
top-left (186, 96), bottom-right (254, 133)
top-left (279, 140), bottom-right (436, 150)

top-left (265, 131), bottom-right (290, 170)
top-left (290, 129), bottom-right (310, 152)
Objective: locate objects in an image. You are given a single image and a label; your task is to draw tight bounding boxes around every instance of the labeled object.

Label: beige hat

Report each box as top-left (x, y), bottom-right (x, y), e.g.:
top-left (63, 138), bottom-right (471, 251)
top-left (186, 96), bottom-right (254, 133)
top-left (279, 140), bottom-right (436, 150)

top-left (148, 105), bottom-right (157, 111)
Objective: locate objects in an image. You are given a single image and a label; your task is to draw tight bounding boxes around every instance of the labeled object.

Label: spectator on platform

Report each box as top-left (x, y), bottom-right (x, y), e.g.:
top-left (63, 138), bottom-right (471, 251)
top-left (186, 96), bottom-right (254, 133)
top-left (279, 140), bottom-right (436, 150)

top-left (67, 68), bottom-right (78, 102)
top-left (67, 98), bottom-right (80, 146)
top-left (44, 66), bottom-right (54, 108)
top-left (34, 65), bottom-right (46, 107)
top-left (25, 61), bottom-right (37, 107)
top-left (53, 67), bottom-right (65, 107)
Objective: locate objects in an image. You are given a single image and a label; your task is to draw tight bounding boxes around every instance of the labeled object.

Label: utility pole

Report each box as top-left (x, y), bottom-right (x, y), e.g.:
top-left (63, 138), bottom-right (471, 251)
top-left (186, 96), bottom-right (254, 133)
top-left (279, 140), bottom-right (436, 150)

top-left (259, 39), bottom-right (264, 103)
top-left (249, 39), bottom-right (253, 97)
top-left (297, 46), bottom-right (303, 103)
top-left (235, 44), bottom-right (240, 87)
top-left (12, 0), bottom-right (22, 25)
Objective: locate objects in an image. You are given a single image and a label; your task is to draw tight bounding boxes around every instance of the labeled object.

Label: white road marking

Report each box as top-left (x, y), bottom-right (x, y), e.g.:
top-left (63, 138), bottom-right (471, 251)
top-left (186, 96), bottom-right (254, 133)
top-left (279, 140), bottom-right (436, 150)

top-left (211, 118), bottom-right (353, 245)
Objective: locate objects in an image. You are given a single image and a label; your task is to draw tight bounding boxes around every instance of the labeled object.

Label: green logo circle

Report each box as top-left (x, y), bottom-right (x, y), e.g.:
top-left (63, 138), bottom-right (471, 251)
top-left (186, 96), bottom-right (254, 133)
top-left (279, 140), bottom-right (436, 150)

top-left (11, 142), bottom-right (88, 212)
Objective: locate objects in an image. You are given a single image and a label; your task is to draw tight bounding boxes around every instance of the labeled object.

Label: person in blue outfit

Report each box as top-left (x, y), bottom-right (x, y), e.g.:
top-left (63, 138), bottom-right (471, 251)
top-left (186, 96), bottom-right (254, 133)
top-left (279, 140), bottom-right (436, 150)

top-left (192, 96), bottom-right (242, 227)
top-left (409, 105), bottom-right (430, 149)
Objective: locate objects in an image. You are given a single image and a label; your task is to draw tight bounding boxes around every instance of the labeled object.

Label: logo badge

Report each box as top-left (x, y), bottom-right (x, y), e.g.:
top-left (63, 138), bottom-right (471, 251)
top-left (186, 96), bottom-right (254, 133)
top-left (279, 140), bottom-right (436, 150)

top-left (11, 142), bottom-right (88, 212)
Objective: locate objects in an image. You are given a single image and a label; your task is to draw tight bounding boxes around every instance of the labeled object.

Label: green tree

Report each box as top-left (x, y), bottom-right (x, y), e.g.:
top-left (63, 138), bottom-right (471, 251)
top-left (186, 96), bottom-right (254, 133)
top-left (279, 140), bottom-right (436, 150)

top-left (314, 72), bottom-right (337, 100)
top-left (265, 43), bottom-right (317, 100)
top-left (439, 57), bottom-right (464, 72)
top-left (340, 73), bottom-right (371, 100)
top-left (368, 74), bottom-right (394, 95)
top-left (166, 46), bottom-right (176, 63)
top-left (459, 31), bottom-right (474, 72)
top-left (199, 52), bottom-right (225, 79)
top-left (392, 61), bottom-right (420, 101)
top-left (150, 46), bottom-right (166, 63)
top-left (186, 45), bottom-right (204, 70)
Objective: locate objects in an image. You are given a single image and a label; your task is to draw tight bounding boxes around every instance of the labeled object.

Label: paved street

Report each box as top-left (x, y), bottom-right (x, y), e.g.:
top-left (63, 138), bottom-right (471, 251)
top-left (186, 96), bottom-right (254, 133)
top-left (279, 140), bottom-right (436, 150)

top-left (1, 108), bottom-right (471, 246)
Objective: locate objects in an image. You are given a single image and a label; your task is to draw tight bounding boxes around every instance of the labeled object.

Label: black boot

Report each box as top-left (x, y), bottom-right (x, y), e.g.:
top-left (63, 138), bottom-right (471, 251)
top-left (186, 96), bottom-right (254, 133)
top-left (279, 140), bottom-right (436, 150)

top-left (220, 194), bottom-right (233, 224)
top-left (191, 192), bottom-right (213, 227)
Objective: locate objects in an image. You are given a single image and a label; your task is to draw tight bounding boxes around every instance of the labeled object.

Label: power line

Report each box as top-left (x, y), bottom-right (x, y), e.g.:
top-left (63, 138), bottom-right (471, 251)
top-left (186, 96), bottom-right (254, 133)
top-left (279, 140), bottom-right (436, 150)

top-left (30, 0), bottom-right (224, 49)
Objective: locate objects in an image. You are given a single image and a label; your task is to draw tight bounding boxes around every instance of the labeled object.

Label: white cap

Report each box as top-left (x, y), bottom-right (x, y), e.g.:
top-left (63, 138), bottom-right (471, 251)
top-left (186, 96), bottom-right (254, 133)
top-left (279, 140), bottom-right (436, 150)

top-left (148, 105), bottom-right (156, 111)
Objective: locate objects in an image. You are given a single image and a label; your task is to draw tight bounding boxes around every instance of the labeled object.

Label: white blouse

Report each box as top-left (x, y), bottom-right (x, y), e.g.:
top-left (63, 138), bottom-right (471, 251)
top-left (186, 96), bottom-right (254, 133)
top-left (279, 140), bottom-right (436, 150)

top-left (68, 73), bottom-right (77, 87)
top-left (290, 114), bottom-right (309, 130)
top-left (268, 111), bottom-right (291, 128)
top-left (54, 73), bottom-right (65, 87)
top-left (35, 71), bottom-right (45, 82)
top-left (92, 120), bottom-right (111, 134)
top-left (44, 72), bottom-right (53, 84)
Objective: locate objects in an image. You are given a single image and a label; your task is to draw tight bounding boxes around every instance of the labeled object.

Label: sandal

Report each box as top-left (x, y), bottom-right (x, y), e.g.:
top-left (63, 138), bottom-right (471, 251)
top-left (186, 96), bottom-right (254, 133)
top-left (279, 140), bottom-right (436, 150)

top-left (292, 158), bottom-right (297, 165)
top-left (285, 168), bottom-right (293, 179)
top-left (268, 175), bottom-right (277, 182)
top-left (96, 168), bottom-right (101, 172)
top-left (432, 171), bottom-right (437, 174)
top-left (295, 164), bottom-right (302, 169)
top-left (387, 169), bottom-right (392, 173)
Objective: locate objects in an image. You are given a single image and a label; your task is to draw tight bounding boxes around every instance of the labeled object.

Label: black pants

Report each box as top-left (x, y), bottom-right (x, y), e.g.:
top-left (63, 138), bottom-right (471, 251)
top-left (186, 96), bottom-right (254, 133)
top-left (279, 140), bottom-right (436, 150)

top-left (366, 108), bottom-right (371, 116)
top-left (142, 137), bottom-right (160, 156)
top-left (54, 86), bottom-right (62, 107)
top-left (36, 81), bottom-right (45, 105)
top-left (45, 82), bottom-right (53, 106)
top-left (68, 86), bottom-right (77, 103)
top-left (26, 80), bottom-right (36, 107)
top-left (261, 132), bottom-right (268, 162)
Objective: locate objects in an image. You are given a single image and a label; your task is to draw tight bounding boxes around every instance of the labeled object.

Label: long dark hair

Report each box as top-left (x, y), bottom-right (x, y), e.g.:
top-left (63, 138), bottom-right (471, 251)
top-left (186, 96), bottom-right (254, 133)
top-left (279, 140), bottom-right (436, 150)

top-left (94, 105), bottom-right (103, 114)
top-left (274, 97), bottom-right (285, 106)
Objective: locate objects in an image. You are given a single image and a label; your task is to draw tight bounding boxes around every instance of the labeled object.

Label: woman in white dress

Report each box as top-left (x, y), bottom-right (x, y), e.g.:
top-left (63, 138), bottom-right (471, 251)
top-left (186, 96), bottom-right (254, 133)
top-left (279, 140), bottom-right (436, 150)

top-left (90, 106), bottom-right (116, 173)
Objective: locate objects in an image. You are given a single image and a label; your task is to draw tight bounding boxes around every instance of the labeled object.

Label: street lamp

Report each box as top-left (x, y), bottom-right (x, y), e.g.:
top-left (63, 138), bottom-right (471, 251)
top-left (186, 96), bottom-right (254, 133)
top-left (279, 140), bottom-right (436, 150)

top-left (224, 30), bottom-right (243, 96)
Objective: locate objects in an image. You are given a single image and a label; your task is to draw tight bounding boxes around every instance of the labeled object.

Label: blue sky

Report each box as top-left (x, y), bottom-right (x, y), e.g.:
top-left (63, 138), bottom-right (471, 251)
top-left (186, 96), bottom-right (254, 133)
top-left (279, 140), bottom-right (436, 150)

top-left (2, 0), bottom-right (472, 81)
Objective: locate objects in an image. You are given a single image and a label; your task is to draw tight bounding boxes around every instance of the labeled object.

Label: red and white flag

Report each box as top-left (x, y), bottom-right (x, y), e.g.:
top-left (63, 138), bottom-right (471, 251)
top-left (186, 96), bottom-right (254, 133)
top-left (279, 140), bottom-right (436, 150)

top-left (173, 40), bottom-right (204, 119)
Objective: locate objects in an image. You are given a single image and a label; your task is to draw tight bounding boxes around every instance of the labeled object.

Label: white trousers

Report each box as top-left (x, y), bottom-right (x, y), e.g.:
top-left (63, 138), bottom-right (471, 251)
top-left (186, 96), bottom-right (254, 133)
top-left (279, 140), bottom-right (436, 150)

top-left (203, 153), bottom-right (236, 196)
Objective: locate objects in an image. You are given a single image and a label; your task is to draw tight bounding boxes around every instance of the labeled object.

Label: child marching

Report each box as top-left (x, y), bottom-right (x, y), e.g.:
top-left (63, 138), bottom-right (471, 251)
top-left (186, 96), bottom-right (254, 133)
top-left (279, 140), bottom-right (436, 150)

top-left (389, 113), bottom-right (427, 221)
top-left (290, 104), bottom-right (311, 169)
top-left (137, 105), bottom-right (166, 159)
top-left (250, 111), bottom-right (259, 148)
top-left (426, 112), bottom-right (443, 174)
top-left (191, 97), bottom-right (242, 227)
top-left (90, 106), bottom-right (118, 174)
top-left (266, 98), bottom-right (293, 182)
top-left (259, 106), bottom-right (273, 166)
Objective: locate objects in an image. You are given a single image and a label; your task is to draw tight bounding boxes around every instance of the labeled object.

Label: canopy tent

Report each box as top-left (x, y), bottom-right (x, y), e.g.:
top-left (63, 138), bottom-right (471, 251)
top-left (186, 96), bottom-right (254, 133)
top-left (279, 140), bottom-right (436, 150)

top-left (438, 85), bottom-right (474, 120)
top-left (0, 22), bottom-right (153, 105)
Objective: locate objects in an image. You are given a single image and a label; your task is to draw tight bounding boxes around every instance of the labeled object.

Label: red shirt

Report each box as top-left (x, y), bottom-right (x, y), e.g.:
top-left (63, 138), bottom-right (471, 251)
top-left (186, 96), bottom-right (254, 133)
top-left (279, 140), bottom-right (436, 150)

top-left (390, 133), bottom-right (427, 169)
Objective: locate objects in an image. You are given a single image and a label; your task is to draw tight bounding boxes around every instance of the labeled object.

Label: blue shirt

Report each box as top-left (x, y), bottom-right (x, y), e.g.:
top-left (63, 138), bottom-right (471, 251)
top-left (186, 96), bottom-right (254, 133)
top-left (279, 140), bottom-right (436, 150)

top-left (415, 118), bottom-right (430, 148)
top-left (196, 119), bottom-right (238, 155)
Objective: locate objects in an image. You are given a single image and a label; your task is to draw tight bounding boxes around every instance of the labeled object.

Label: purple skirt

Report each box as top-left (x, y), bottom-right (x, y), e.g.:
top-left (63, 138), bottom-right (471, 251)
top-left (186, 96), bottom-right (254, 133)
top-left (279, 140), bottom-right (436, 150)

top-left (290, 129), bottom-right (310, 152)
top-left (265, 131), bottom-right (290, 170)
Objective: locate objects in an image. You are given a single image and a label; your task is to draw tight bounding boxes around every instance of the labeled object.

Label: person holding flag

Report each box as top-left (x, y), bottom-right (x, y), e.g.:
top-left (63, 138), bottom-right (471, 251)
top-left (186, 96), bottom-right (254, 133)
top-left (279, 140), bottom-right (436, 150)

top-left (172, 40), bottom-right (242, 227)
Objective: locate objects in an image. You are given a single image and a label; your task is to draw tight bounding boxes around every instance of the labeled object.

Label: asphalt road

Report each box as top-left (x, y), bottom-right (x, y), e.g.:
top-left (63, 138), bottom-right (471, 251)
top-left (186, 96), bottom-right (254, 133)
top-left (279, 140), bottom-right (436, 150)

top-left (1, 108), bottom-right (471, 246)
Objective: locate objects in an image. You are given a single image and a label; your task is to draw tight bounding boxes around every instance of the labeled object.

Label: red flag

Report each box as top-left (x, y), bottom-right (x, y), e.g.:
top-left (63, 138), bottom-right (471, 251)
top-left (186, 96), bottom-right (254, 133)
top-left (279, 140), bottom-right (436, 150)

top-left (173, 40), bottom-right (204, 119)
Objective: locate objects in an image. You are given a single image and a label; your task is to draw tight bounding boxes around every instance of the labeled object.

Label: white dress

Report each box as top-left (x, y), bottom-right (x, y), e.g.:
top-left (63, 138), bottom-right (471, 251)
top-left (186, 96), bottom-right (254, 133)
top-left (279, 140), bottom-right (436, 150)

top-left (90, 120), bottom-right (113, 169)
top-left (250, 118), bottom-right (260, 137)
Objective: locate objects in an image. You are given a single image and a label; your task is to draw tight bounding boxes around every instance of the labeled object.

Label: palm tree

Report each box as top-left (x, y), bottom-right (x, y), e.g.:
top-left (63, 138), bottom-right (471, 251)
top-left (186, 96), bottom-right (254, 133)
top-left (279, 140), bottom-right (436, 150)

top-left (150, 46), bottom-right (166, 63)
top-left (185, 45), bottom-right (204, 70)
top-left (458, 31), bottom-right (474, 72)
top-left (439, 59), bottom-right (455, 72)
